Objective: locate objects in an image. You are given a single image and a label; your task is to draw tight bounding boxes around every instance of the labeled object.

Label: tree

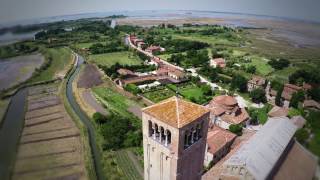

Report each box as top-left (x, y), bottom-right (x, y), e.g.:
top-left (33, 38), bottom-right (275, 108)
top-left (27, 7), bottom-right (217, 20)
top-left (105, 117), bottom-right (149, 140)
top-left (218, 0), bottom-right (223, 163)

top-left (289, 90), bottom-right (305, 108)
top-left (268, 58), bottom-right (290, 70)
top-left (92, 112), bottom-right (107, 125)
top-left (275, 85), bottom-right (284, 106)
top-left (246, 65), bottom-right (256, 74)
top-left (308, 87), bottom-right (320, 102)
top-left (250, 88), bottom-right (267, 104)
top-left (124, 84), bottom-right (141, 95)
top-left (229, 124), bottom-right (243, 136)
top-left (295, 128), bottom-right (309, 145)
top-left (231, 75), bottom-right (247, 92)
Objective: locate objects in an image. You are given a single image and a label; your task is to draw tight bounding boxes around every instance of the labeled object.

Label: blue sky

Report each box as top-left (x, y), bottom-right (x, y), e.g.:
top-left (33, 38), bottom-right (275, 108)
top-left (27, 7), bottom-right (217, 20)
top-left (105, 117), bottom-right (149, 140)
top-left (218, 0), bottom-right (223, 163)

top-left (1, 0), bottom-right (320, 23)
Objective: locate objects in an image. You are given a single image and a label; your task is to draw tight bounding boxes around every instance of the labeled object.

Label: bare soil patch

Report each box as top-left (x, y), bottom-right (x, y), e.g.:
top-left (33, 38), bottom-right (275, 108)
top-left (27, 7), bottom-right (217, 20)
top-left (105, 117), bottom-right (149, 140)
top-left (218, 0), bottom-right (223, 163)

top-left (77, 64), bottom-right (103, 89)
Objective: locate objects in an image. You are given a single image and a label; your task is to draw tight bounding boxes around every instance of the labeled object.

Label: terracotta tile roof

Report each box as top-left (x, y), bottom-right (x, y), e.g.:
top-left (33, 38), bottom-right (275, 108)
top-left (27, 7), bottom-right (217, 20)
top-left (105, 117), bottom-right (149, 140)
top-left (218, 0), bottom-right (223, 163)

top-left (211, 95), bottom-right (238, 107)
top-left (303, 99), bottom-right (320, 110)
top-left (206, 126), bottom-right (237, 154)
top-left (220, 109), bottom-right (249, 124)
top-left (281, 83), bottom-right (302, 100)
top-left (117, 68), bottom-right (134, 75)
top-left (142, 96), bottom-right (210, 128)
top-left (268, 106), bottom-right (289, 117)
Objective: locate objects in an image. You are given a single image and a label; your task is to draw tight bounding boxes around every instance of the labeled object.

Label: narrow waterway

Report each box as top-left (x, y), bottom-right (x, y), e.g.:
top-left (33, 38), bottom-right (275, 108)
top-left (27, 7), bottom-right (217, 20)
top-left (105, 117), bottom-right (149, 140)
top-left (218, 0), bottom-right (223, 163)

top-left (0, 88), bottom-right (27, 180)
top-left (66, 55), bottom-right (104, 180)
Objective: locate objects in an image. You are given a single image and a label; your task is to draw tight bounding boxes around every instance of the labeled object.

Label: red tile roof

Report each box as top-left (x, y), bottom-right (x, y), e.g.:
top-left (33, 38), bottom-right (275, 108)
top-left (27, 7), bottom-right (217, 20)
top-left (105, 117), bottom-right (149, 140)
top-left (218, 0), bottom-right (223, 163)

top-left (206, 126), bottom-right (237, 154)
top-left (281, 84), bottom-right (302, 100)
top-left (142, 96), bottom-right (210, 128)
top-left (268, 106), bottom-right (289, 117)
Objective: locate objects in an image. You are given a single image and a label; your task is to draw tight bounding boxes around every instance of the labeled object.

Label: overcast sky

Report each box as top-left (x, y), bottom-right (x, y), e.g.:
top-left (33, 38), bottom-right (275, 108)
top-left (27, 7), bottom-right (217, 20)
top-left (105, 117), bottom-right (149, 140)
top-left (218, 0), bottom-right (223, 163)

top-left (1, 0), bottom-right (320, 24)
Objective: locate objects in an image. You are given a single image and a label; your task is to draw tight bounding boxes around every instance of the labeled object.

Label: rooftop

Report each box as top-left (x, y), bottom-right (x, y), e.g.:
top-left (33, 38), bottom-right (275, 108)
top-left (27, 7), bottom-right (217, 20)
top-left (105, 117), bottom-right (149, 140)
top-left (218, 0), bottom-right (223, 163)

top-left (211, 95), bottom-right (238, 107)
top-left (206, 126), bottom-right (237, 154)
top-left (223, 117), bottom-right (297, 180)
top-left (142, 96), bottom-right (210, 128)
top-left (268, 106), bottom-right (289, 117)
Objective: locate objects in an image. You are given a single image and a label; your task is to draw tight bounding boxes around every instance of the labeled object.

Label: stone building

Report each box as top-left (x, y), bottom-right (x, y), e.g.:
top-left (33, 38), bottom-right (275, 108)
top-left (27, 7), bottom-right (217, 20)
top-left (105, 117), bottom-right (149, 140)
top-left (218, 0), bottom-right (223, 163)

top-left (207, 95), bottom-right (249, 129)
top-left (210, 58), bottom-right (226, 68)
top-left (142, 96), bottom-right (210, 180)
top-left (204, 126), bottom-right (236, 167)
top-left (247, 76), bottom-right (266, 92)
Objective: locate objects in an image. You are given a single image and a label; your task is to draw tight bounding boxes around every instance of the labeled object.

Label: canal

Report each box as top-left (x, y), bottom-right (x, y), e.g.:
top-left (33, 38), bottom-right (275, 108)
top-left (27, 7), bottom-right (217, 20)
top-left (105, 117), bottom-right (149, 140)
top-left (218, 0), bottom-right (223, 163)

top-left (0, 88), bottom-right (27, 180)
top-left (66, 54), bottom-right (104, 180)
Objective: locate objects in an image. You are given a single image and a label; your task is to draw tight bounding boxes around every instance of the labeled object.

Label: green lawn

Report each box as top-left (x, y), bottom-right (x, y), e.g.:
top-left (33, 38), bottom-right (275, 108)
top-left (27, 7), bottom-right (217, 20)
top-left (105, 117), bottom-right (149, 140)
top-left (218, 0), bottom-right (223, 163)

top-left (246, 55), bottom-right (274, 76)
top-left (89, 51), bottom-right (142, 67)
top-left (30, 47), bottom-right (72, 83)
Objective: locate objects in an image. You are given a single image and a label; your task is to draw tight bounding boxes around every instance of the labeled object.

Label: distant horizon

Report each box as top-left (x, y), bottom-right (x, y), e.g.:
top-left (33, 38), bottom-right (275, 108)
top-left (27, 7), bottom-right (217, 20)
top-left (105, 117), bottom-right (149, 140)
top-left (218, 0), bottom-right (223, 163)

top-left (2, 9), bottom-right (320, 28)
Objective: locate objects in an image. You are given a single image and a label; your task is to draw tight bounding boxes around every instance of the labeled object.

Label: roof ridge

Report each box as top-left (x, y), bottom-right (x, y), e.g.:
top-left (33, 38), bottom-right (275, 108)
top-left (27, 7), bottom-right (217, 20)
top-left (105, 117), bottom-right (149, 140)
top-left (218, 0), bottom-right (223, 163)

top-left (175, 96), bottom-right (180, 127)
top-left (142, 96), bottom-right (175, 111)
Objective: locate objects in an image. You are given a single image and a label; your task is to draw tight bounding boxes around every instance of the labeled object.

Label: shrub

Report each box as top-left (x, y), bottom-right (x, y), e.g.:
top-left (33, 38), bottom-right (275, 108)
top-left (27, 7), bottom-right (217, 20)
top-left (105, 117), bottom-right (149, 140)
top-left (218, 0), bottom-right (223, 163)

top-left (229, 124), bottom-right (243, 136)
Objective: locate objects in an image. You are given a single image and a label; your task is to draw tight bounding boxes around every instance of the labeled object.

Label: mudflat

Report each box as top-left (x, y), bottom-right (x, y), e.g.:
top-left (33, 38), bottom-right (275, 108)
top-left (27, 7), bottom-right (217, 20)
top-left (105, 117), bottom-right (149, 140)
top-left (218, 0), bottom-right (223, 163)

top-left (0, 54), bottom-right (44, 91)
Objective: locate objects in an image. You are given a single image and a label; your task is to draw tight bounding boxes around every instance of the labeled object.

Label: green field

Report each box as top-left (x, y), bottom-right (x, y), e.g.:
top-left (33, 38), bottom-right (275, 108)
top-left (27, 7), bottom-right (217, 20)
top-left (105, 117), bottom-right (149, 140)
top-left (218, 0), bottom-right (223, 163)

top-left (247, 56), bottom-right (274, 76)
top-left (89, 51), bottom-right (142, 67)
top-left (268, 66), bottom-right (298, 83)
top-left (30, 47), bottom-right (72, 83)
top-left (92, 87), bottom-right (140, 117)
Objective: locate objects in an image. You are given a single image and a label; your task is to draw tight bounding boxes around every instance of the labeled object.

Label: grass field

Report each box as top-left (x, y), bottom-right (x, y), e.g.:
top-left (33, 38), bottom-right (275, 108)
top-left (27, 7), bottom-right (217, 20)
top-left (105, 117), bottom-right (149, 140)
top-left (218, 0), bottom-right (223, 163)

top-left (268, 66), bottom-right (298, 83)
top-left (89, 51), bottom-right (142, 67)
top-left (247, 55), bottom-right (274, 76)
top-left (92, 87), bottom-right (139, 117)
top-left (172, 34), bottom-right (239, 47)
top-left (30, 47), bottom-right (73, 83)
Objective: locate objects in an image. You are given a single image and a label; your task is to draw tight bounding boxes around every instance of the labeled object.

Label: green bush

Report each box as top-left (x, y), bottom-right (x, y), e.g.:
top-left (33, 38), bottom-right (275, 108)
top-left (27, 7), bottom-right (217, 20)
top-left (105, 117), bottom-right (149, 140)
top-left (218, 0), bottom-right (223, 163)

top-left (229, 124), bottom-right (243, 136)
top-left (124, 84), bottom-right (141, 95)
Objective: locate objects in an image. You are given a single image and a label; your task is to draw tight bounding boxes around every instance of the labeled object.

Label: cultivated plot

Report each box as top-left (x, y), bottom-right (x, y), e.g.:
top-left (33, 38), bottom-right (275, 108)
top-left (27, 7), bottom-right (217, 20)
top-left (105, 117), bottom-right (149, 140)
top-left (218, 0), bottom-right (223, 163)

top-left (12, 84), bottom-right (88, 180)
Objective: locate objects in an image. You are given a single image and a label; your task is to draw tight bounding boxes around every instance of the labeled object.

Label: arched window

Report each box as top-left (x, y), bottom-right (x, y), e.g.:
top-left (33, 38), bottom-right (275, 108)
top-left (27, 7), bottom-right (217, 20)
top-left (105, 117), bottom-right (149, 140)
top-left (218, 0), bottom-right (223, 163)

top-left (167, 130), bottom-right (171, 145)
top-left (155, 123), bottom-right (159, 140)
top-left (184, 130), bottom-right (189, 149)
top-left (159, 126), bottom-right (165, 143)
top-left (148, 120), bottom-right (153, 137)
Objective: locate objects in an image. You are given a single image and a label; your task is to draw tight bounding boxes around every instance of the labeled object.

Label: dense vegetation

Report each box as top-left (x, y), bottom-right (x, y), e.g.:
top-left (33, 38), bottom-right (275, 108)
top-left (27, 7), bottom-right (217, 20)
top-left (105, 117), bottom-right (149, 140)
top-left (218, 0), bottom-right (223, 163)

top-left (93, 112), bottom-right (142, 150)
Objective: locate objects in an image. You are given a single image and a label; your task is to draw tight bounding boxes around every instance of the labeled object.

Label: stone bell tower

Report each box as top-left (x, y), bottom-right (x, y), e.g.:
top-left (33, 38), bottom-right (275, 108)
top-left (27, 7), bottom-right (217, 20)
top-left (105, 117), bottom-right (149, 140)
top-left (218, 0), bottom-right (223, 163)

top-left (142, 96), bottom-right (210, 180)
